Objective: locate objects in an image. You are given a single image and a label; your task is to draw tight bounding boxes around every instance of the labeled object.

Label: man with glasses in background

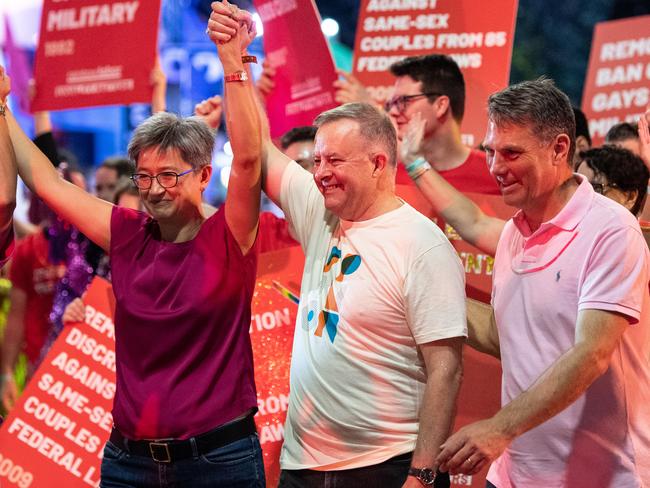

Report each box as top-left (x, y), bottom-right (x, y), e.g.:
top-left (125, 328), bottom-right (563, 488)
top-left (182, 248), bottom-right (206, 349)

top-left (386, 55), bottom-right (499, 194)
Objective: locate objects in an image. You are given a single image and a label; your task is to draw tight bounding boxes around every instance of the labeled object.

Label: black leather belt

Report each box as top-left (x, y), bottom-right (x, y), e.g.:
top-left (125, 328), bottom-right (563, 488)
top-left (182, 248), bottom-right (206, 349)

top-left (109, 414), bottom-right (257, 463)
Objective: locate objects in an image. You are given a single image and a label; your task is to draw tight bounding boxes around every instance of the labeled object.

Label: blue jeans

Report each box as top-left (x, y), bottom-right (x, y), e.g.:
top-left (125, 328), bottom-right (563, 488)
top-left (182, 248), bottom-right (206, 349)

top-left (278, 452), bottom-right (451, 488)
top-left (100, 433), bottom-right (265, 488)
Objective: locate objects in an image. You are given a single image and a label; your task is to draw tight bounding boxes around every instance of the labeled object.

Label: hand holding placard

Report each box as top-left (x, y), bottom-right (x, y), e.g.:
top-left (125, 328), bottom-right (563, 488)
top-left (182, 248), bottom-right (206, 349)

top-left (0, 66), bottom-right (10, 104)
top-left (639, 106), bottom-right (650, 171)
top-left (62, 298), bottom-right (86, 326)
top-left (256, 60), bottom-right (277, 99)
top-left (333, 70), bottom-right (375, 106)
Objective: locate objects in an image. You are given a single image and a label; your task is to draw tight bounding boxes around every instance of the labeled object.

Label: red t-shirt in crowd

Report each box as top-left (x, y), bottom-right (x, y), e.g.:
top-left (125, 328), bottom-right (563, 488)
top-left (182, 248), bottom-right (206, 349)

top-left (258, 212), bottom-right (298, 253)
top-left (396, 149), bottom-right (500, 195)
top-left (9, 230), bottom-right (65, 363)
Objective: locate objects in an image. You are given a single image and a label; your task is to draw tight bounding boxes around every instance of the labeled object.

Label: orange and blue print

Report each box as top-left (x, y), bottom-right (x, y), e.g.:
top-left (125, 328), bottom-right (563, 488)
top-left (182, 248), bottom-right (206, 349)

top-left (307, 246), bottom-right (362, 343)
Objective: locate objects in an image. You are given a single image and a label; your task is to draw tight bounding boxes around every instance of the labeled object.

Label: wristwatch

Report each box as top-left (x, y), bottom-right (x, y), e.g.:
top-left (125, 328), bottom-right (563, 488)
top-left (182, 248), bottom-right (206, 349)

top-left (224, 70), bottom-right (248, 83)
top-left (408, 466), bottom-right (436, 486)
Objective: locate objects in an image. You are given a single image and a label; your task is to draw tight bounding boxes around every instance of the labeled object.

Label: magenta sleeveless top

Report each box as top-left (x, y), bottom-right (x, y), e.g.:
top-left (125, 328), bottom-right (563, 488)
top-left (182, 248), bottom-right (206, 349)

top-left (109, 206), bottom-right (257, 439)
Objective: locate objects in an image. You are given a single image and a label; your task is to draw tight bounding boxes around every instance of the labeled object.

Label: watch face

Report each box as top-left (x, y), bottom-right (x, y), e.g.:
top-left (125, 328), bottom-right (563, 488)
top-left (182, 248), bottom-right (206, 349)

top-left (419, 468), bottom-right (435, 484)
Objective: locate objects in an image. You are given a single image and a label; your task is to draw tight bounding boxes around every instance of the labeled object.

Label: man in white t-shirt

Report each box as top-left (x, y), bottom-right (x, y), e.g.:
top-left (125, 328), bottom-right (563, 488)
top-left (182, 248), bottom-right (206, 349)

top-left (207, 5), bottom-right (467, 487)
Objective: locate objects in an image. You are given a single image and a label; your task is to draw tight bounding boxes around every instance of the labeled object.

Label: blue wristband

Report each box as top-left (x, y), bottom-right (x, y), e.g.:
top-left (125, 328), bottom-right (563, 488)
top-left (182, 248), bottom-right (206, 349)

top-left (405, 157), bottom-right (431, 180)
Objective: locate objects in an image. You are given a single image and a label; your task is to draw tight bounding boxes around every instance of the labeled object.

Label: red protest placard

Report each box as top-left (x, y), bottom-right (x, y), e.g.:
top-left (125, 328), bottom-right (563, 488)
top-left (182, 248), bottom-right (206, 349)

top-left (0, 250), bottom-right (303, 488)
top-left (581, 15), bottom-right (650, 147)
top-left (31, 0), bottom-right (161, 112)
top-left (0, 277), bottom-right (115, 488)
top-left (250, 246), bottom-right (303, 487)
top-left (252, 0), bottom-right (338, 138)
top-left (353, 0), bottom-right (518, 148)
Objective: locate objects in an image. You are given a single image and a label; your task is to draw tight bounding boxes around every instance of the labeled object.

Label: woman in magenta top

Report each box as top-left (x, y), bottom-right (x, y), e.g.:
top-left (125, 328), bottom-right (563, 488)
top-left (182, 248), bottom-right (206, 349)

top-left (3, 15), bottom-right (265, 486)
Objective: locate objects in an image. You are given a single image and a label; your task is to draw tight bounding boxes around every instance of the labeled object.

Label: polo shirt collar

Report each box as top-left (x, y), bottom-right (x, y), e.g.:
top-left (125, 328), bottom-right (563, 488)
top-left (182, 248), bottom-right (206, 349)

top-left (512, 174), bottom-right (592, 238)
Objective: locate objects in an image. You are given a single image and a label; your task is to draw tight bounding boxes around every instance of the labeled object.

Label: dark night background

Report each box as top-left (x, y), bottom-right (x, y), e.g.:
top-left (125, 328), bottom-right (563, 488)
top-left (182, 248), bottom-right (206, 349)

top-left (192, 0), bottom-right (650, 106)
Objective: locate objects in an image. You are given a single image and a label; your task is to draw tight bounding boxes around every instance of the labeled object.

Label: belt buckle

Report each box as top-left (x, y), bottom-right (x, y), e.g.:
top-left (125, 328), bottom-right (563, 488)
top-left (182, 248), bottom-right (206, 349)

top-left (149, 442), bottom-right (171, 463)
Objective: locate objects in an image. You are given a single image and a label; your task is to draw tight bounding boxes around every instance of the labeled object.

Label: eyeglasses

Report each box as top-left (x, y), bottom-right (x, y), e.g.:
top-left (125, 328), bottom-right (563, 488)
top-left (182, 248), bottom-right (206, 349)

top-left (130, 169), bottom-right (195, 190)
top-left (383, 92), bottom-right (443, 113)
top-left (590, 181), bottom-right (618, 195)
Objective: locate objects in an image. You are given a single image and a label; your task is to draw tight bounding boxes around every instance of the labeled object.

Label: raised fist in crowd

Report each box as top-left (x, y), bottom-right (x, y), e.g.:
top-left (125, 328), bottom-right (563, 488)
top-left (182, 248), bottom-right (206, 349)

top-left (194, 95), bottom-right (223, 129)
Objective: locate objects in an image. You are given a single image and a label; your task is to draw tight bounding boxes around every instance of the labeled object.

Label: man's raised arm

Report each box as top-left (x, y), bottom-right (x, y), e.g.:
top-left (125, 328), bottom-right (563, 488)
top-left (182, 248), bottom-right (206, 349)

top-left (207, 1), bottom-right (293, 207)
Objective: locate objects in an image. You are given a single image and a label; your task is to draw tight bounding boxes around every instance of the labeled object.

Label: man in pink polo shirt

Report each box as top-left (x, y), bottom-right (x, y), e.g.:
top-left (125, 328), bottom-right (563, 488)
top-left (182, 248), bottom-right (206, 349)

top-left (435, 79), bottom-right (650, 487)
top-left (0, 67), bottom-right (15, 268)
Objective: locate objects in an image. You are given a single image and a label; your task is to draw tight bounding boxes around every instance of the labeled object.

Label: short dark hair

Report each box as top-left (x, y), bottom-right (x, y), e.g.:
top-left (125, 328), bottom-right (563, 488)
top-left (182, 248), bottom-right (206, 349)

top-left (573, 107), bottom-right (591, 146)
top-left (605, 122), bottom-right (639, 144)
top-left (100, 156), bottom-right (134, 178)
top-left (390, 54), bottom-right (465, 122)
top-left (579, 146), bottom-right (649, 216)
top-left (314, 103), bottom-right (397, 167)
top-left (488, 78), bottom-right (576, 164)
top-left (128, 112), bottom-right (215, 170)
top-left (280, 126), bottom-right (317, 150)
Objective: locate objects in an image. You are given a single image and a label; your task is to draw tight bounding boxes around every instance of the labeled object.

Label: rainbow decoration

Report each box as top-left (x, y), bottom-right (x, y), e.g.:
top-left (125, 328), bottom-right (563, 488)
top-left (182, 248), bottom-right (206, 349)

top-left (272, 280), bottom-right (300, 305)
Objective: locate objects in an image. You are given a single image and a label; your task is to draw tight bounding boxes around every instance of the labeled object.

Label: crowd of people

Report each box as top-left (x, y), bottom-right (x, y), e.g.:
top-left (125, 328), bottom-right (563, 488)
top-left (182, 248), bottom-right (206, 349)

top-left (0, 1), bottom-right (649, 487)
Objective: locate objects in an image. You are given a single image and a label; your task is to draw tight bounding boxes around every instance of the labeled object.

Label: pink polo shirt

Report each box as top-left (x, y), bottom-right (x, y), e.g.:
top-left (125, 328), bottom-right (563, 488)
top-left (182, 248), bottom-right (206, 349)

top-left (489, 175), bottom-right (650, 487)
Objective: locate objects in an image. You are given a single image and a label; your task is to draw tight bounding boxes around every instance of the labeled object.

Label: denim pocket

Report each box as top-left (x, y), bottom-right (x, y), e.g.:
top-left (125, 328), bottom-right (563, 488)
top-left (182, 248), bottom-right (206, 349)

top-left (102, 441), bottom-right (127, 461)
top-left (199, 434), bottom-right (260, 466)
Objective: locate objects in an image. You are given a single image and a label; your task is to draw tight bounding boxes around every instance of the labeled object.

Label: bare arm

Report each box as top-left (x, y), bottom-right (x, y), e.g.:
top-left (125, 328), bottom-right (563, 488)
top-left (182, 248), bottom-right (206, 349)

top-left (402, 114), bottom-right (504, 255)
top-left (466, 298), bottom-right (500, 358)
top-left (150, 56), bottom-right (167, 114)
top-left (5, 106), bottom-right (113, 252)
top-left (437, 308), bottom-right (629, 475)
top-left (208, 1), bottom-right (262, 254)
top-left (413, 170), bottom-right (504, 255)
top-left (0, 69), bottom-right (16, 249)
top-left (207, 3), bottom-right (292, 208)
top-left (407, 337), bottom-right (464, 485)
top-left (0, 287), bottom-right (27, 411)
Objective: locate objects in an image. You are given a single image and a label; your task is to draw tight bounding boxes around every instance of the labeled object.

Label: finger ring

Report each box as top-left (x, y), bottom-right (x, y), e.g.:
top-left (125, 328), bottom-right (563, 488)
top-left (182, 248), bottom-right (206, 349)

top-left (205, 27), bottom-right (210, 34)
top-left (466, 457), bottom-right (473, 464)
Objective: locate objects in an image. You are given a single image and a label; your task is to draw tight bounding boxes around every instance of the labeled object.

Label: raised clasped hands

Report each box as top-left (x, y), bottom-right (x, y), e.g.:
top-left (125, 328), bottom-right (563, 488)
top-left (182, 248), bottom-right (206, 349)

top-left (206, 0), bottom-right (256, 54)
